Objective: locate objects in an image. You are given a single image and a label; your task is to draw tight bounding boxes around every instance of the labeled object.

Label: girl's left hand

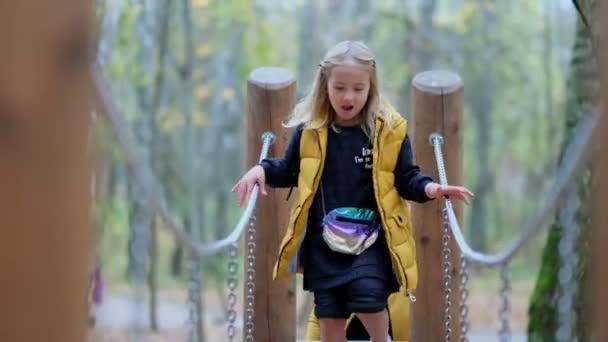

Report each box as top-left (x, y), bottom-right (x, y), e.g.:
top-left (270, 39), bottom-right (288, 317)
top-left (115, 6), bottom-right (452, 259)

top-left (425, 182), bottom-right (475, 204)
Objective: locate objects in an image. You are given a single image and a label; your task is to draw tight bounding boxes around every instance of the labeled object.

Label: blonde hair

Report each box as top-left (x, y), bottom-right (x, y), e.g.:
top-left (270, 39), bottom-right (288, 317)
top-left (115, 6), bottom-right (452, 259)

top-left (285, 40), bottom-right (396, 136)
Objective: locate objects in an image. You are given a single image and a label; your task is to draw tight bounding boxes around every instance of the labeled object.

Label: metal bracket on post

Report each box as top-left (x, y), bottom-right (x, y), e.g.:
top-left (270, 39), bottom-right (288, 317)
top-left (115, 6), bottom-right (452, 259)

top-left (429, 132), bottom-right (444, 146)
top-left (261, 131), bottom-right (276, 145)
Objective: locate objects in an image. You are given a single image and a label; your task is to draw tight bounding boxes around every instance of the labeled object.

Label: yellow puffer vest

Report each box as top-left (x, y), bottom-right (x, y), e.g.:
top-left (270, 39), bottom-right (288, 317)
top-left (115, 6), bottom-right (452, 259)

top-left (272, 114), bottom-right (419, 296)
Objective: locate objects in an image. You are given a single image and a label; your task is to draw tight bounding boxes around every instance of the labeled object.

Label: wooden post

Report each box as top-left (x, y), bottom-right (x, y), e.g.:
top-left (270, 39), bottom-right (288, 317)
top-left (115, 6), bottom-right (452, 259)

top-left (410, 70), bottom-right (464, 342)
top-left (0, 1), bottom-right (93, 342)
top-left (246, 67), bottom-right (296, 342)
top-left (592, 2), bottom-right (608, 340)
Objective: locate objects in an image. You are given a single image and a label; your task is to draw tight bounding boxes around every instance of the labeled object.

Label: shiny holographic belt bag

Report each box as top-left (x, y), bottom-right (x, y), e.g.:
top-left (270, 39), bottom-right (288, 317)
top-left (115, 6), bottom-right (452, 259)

top-left (319, 183), bottom-right (380, 255)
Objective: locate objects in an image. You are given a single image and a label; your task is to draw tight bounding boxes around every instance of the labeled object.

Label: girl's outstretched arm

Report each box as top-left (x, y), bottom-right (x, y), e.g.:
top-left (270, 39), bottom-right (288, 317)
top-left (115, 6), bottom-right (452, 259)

top-left (394, 135), bottom-right (474, 204)
top-left (258, 125), bottom-right (303, 188)
top-left (394, 135), bottom-right (434, 202)
top-left (231, 126), bottom-right (303, 207)
top-left (424, 182), bottom-right (475, 204)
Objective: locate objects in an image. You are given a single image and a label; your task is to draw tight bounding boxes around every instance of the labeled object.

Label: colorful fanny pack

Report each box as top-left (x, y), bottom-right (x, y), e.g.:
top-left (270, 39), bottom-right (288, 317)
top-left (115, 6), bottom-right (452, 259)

top-left (319, 183), bottom-right (380, 255)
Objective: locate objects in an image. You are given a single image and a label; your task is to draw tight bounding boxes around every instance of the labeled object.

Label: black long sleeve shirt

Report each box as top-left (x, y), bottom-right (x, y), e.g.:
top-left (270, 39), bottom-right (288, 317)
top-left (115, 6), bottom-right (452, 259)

top-left (260, 124), bottom-right (433, 291)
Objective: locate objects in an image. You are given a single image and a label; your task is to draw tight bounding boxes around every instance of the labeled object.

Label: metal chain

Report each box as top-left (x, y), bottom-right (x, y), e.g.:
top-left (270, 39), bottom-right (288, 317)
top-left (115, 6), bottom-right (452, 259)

top-left (430, 130), bottom-right (590, 341)
top-left (427, 111), bottom-right (596, 266)
top-left (244, 216), bottom-right (257, 341)
top-left (556, 193), bottom-right (580, 342)
top-left (442, 207), bottom-right (453, 342)
top-left (129, 217), bottom-right (150, 341)
top-left (226, 243), bottom-right (239, 342)
top-left (458, 254), bottom-right (469, 342)
top-left (188, 254), bottom-right (203, 342)
top-left (498, 263), bottom-right (511, 342)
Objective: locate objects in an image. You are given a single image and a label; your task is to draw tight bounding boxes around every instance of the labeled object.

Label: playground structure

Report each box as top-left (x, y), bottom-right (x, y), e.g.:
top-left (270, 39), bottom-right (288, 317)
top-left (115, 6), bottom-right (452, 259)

top-left (97, 62), bottom-right (599, 342)
top-left (1, 1), bottom-right (608, 342)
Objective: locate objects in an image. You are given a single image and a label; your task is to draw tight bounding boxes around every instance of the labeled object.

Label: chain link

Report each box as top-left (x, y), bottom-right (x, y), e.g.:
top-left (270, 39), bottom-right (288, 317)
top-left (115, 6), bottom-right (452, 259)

top-left (430, 130), bottom-right (590, 341)
top-left (226, 243), bottom-right (239, 342)
top-left (244, 216), bottom-right (257, 341)
top-left (442, 207), bottom-right (453, 342)
top-left (458, 254), bottom-right (469, 342)
top-left (498, 263), bottom-right (511, 342)
top-left (129, 218), bottom-right (150, 342)
top-left (556, 193), bottom-right (580, 342)
top-left (188, 254), bottom-right (203, 342)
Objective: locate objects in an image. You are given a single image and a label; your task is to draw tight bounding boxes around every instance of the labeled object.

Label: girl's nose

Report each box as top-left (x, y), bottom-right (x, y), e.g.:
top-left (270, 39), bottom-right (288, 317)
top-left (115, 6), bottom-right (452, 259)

top-left (344, 92), bottom-right (354, 102)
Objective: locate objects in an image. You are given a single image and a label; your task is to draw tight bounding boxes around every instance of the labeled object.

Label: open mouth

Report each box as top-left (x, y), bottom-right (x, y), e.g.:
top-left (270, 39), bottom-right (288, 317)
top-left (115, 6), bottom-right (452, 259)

top-left (341, 105), bottom-right (354, 112)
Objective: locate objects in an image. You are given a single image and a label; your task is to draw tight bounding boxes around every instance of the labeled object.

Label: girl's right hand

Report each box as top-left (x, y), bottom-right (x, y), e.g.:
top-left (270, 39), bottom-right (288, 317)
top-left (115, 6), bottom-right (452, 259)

top-left (231, 165), bottom-right (267, 207)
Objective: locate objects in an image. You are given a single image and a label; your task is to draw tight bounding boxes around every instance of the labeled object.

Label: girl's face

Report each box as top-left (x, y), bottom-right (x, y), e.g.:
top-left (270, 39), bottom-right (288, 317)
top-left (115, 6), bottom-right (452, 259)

top-left (327, 64), bottom-right (371, 126)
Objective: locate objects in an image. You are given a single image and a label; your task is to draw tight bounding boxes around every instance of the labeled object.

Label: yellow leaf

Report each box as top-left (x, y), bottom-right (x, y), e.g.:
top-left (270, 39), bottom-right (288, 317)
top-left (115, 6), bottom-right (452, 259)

top-left (191, 0), bottom-right (209, 8)
top-left (196, 43), bottom-right (211, 57)
top-left (461, 3), bottom-right (476, 21)
top-left (195, 85), bottom-right (210, 100)
top-left (159, 110), bottom-right (184, 133)
top-left (222, 88), bottom-right (235, 101)
top-left (433, 15), bottom-right (451, 29)
top-left (130, 4), bottom-right (143, 19)
top-left (193, 111), bottom-right (207, 126)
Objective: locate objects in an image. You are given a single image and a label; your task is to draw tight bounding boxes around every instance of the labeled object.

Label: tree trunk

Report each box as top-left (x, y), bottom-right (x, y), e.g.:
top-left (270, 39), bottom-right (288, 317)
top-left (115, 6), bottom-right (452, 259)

top-left (528, 8), bottom-right (597, 340)
top-left (127, 0), bottom-right (173, 329)
top-left (146, 0), bottom-right (172, 330)
top-left (148, 220), bottom-right (159, 331)
top-left (180, 0), bottom-right (205, 340)
top-left (415, 0), bottom-right (438, 71)
top-left (297, 0), bottom-right (322, 99)
top-left (466, 3), bottom-right (497, 251)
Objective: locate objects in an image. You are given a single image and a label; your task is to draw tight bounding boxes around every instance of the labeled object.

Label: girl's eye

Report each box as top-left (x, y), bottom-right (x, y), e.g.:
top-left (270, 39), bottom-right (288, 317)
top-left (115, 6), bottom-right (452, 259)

top-left (334, 87), bottom-right (345, 91)
top-left (355, 88), bottom-right (364, 92)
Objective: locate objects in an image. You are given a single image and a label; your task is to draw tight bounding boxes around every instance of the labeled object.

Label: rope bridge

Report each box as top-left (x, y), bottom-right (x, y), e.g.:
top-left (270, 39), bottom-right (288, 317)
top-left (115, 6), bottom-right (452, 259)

top-left (94, 66), bottom-right (598, 342)
top-left (95, 67), bottom-right (275, 341)
top-left (430, 111), bottom-right (597, 342)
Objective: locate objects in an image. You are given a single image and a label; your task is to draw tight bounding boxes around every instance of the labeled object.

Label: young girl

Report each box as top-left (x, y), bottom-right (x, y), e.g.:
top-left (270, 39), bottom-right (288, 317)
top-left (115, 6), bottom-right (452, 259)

top-left (232, 40), bottom-right (473, 342)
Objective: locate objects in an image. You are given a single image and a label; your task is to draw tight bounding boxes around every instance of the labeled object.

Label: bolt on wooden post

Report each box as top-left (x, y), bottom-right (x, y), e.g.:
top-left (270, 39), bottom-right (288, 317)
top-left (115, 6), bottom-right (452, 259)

top-left (410, 70), bottom-right (465, 342)
top-left (246, 67), bottom-right (296, 342)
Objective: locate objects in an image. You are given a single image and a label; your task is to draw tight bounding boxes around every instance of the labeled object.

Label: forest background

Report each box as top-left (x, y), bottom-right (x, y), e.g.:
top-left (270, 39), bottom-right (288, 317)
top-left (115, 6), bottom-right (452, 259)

top-left (92, 0), bottom-right (580, 339)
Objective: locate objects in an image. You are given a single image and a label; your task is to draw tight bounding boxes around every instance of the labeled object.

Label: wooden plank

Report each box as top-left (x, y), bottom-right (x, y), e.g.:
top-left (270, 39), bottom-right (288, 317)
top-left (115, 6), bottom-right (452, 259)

top-left (246, 67), bottom-right (296, 342)
top-left (0, 1), bottom-right (93, 341)
top-left (410, 70), bottom-right (464, 342)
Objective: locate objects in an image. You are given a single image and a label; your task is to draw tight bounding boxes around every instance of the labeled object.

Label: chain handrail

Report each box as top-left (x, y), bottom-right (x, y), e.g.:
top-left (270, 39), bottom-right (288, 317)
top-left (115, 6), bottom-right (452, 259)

top-left (498, 263), bottom-right (512, 342)
top-left (429, 112), bottom-right (597, 266)
top-left (458, 254), bottom-right (470, 342)
top-left (226, 242), bottom-right (239, 342)
top-left (556, 189), bottom-right (581, 342)
top-left (191, 131), bottom-right (274, 256)
top-left (158, 132), bottom-right (273, 256)
top-left (442, 207), bottom-right (453, 341)
top-left (96, 67), bottom-right (274, 342)
top-left (244, 217), bottom-right (257, 341)
top-left (94, 68), bottom-right (275, 258)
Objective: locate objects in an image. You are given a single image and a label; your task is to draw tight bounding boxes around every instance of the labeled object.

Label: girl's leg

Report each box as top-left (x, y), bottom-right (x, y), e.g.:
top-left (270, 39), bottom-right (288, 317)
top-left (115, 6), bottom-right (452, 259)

top-left (320, 318), bottom-right (348, 342)
top-left (346, 277), bottom-right (391, 341)
top-left (355, 310), bottom-right (389, 342)
top-left (314, 288), bottom-right (349, 342)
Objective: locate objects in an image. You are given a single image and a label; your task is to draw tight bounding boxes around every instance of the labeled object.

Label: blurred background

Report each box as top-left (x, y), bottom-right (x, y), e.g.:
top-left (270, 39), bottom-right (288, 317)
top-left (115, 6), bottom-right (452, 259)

top-left (87, 0), bottom-right (596, 341)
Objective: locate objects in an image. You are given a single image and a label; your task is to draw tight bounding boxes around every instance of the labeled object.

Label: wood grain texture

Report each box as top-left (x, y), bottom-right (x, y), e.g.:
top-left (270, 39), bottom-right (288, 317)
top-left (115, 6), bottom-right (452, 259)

top-left (0, 1), bottom-right (93, 341)
top-left (246, 67), bottom-right (296, 342)
top-left (410, 70), bottom-right (464, 342)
